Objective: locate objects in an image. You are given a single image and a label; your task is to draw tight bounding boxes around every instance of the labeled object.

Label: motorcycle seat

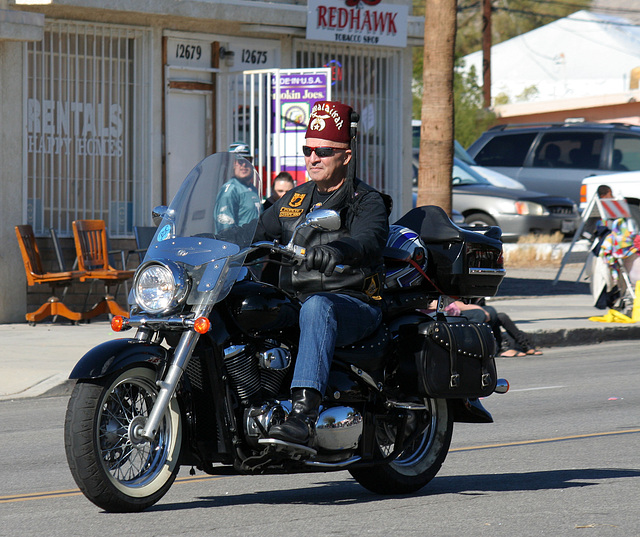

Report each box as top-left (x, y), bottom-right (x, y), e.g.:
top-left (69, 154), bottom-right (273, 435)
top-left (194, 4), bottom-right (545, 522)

top-left (333, 323), bottom-right (391, 371)
top-left (394, 205), bottom-right (463, 243)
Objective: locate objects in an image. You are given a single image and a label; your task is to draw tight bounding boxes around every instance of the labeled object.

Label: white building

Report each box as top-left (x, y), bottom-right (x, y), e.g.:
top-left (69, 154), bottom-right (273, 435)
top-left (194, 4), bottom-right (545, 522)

top-left (462, 10), bottom-right (640, 106)
top-left (1, 0), bottom-right (423, 322)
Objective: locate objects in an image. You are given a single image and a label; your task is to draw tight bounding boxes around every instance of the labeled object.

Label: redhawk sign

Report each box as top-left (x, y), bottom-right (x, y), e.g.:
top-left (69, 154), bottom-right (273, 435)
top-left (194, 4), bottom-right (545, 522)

top-left (306, 0), bottom-right (408, 48)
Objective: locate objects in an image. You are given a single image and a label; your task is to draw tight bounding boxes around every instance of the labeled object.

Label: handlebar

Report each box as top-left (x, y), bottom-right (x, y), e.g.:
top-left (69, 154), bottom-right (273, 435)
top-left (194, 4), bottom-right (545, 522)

top-left (245, 241), bottom-right (349, 273)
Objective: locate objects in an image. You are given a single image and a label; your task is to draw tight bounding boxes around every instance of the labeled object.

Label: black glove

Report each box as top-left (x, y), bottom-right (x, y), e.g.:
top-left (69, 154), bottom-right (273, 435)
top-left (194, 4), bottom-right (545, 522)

top-left (305, 244), bottom-right (345, 276)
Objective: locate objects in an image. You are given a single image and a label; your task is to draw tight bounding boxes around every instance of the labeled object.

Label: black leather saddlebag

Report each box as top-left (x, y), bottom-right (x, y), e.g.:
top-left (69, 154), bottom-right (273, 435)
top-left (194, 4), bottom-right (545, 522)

top-left (417, 319), bottom-right (497, 398)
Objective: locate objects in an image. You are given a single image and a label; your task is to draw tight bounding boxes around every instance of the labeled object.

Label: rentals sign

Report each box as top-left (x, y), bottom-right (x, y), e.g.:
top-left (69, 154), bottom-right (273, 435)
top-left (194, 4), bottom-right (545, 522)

top-left (306, 0), bottom-right (408, 48)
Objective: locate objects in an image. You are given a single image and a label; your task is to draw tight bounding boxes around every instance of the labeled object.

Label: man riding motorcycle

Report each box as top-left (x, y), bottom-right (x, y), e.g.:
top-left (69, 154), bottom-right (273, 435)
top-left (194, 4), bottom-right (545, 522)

top-left (253, 100), bottom-right (390, 449)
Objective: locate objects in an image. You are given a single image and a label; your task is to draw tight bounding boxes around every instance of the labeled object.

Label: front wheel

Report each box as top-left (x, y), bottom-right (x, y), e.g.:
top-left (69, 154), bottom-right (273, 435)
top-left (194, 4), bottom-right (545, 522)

top-left (465, 212), bottom-right (498, 228)
top-left (349, 398), bottom-right (453, 494)
top-left (64, 366), bottom-right (182, 512)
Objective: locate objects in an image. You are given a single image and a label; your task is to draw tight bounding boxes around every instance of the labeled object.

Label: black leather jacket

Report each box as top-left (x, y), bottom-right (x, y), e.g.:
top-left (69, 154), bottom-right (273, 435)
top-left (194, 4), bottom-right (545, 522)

top-left (254, 178), bottom-right (390, 303)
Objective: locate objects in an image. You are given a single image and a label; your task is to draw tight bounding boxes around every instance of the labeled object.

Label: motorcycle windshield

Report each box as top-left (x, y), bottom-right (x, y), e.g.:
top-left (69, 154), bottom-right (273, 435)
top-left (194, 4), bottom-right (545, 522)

top-left (135, 152), bottom-right (262, 307)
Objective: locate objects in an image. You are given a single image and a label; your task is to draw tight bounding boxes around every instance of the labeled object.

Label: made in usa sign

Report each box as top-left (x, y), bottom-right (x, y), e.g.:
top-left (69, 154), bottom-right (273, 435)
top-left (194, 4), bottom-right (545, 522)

top-left (306, 0), bottom-right (408, 48)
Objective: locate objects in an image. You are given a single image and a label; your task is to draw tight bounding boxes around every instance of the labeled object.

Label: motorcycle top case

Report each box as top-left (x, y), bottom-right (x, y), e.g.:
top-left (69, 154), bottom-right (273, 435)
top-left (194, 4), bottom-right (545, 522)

top-left (394, 205), bottom-right (505, 297)
top-left (416, 318), bottom-right (498, 399)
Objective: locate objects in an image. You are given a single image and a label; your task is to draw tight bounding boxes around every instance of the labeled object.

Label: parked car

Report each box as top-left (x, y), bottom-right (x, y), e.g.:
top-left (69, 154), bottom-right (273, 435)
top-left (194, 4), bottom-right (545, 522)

top-left (581, 172), bottom-right (640, 224)
top-left (454, 140), bottom-right (526, 190)
top-left (450, 209), bottom-right (465, 225)
top-left (411, 120), bottom-right (525, 190)
top-left (412, 147), bottom-right (525, 192)
top-left (413, 157), bottom-right (579, 241)
top-left (467, 122), bottom-right (640, 205)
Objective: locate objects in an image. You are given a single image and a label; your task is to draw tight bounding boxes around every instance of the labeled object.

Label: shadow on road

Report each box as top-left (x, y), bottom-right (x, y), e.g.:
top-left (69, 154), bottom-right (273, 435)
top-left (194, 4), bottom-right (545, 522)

top-left (496, 277), bottom-right (589, 297)
top-left (146, 467), bottom-right (640, 512)
top-left (428, 467), bottom-right (640, 494)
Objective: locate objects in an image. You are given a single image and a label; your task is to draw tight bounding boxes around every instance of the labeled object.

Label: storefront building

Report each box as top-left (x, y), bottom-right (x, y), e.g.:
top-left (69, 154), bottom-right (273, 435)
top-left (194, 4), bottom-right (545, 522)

top-left (0, 0), bottom-right (423, 322)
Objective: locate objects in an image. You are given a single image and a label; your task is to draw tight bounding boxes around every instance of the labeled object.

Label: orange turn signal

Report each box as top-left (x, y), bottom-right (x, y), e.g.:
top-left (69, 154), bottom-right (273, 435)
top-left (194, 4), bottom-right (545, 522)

top-left (193, 316), bottom-right (211, 334)
top-left (111, 315), bottom-right (125, 332)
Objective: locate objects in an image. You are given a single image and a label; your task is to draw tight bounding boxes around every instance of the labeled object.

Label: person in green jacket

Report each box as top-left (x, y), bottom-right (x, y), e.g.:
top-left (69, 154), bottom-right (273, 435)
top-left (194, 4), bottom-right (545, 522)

top-left (214, 143), bottom-right (262, 233)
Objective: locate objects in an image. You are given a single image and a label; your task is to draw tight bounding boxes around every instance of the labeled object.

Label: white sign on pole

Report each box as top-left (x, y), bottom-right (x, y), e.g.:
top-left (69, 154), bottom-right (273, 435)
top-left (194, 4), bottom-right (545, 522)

top-left (306, 0), bottom-right (408, 48)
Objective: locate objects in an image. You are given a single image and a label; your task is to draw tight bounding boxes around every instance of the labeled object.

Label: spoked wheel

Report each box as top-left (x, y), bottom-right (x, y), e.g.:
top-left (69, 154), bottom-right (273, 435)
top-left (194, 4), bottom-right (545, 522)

top-left (349, 398), bottom-right (453, 494)
top-left (64, 367), bottom-right (182, 512)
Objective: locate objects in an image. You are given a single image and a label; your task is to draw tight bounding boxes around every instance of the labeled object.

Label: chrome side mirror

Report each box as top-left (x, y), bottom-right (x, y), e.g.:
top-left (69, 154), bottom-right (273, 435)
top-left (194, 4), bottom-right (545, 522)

top-left (286, 209), bottom-right (341, 250)
top-left (152, 205), bottom-right (168, 226)
top-left (305, 209), bottom-right (341, 232)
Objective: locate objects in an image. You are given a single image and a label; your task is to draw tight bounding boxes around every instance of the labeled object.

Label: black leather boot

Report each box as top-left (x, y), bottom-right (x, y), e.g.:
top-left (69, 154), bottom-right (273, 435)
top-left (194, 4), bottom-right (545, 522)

top-left (269, 388), bottom-right (322, 446)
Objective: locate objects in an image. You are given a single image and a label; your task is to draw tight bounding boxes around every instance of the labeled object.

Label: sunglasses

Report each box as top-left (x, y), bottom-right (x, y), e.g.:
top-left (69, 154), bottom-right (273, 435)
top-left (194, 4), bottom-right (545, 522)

top-left (302, 146), bottom-right (345, 158)
top-left (235, 157), bottom-right (253, 165)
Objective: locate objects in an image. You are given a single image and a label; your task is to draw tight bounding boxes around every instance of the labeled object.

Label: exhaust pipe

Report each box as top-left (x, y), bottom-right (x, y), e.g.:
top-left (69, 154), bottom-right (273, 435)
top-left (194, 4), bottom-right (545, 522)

top-left (494, 378), bottom-right (509, 394)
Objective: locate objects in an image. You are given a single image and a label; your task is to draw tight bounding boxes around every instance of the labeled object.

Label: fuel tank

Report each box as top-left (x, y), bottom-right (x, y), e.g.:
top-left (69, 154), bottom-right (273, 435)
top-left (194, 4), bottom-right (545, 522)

top-left (225, 281), bottom-right (300, 335)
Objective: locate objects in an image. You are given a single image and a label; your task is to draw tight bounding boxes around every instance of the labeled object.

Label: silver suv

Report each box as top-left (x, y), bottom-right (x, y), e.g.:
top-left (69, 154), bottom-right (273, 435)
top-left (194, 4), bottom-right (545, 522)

top-left (467, 122), bottom-right (640, 204)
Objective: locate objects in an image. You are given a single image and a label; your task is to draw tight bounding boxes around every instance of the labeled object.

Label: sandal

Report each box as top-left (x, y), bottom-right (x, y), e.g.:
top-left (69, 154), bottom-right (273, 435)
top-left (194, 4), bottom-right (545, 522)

top-left (499, 349), bottom-right (526, 357)
top-left (525, 348), bottom-right (543, 355)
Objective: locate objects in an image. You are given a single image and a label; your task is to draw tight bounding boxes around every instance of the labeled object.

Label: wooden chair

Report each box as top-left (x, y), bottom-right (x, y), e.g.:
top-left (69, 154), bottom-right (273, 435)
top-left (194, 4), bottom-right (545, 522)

top-left (72, 219), bottom-right (134, 318)
top-left (15, 225), bottom-right (85, 324)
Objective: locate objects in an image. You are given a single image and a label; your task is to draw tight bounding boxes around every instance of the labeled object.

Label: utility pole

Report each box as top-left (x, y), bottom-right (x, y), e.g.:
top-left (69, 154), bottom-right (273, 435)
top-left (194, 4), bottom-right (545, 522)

top-left (418, 0), bottom-right (457, 214)
top-left (482, 0), bottom-right (492, 108)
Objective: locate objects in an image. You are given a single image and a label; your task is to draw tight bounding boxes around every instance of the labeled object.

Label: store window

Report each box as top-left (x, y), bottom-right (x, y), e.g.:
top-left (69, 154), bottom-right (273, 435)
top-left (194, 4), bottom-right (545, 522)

top-left (24, 21), bottom-right (152, 237)
top-left (294, 41), bottom-right (403, 207)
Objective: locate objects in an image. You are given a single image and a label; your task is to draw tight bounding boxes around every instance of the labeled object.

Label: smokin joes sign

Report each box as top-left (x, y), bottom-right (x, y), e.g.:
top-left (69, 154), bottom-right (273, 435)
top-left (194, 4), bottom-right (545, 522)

top-left (307, 0), bottom-right (408, 47)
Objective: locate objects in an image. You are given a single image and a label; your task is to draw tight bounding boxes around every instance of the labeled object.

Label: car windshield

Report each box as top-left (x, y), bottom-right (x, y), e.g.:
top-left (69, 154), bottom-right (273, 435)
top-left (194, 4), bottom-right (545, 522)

top-left (454, 140), bottom-right (476, 165)
top-left (452, 158), bottom-right (491, 186)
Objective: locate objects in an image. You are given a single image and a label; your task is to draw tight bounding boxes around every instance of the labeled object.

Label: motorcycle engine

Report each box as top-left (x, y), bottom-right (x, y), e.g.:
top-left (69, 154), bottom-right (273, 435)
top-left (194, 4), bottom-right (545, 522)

top-left (223, 343), bottom-right (291, 401)
top-left (244, 401), bottom-right (363, 452)
top-left (225, 342), bottom-right (363, 452)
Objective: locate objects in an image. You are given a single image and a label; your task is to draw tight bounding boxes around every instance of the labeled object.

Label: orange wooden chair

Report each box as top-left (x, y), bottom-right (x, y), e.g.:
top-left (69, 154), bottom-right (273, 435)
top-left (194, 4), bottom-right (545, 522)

top-left (15, 224), bottom-right (85, 324)
top-left (72, 219), bottom-right (134, 318)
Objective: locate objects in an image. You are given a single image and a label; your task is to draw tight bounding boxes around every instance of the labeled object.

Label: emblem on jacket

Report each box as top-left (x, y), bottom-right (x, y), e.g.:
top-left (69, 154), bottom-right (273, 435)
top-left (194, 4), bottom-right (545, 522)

top-left (364, 274), bottom-right (382, 300)
top-left (289, 193), bottom-right (306, 207)
top-left (279, 207), bottom-right (304, 218)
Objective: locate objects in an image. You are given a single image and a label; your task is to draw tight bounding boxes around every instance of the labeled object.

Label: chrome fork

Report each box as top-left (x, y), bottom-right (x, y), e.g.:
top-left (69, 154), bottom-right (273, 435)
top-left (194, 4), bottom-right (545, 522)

top-left (135, 305), bottom-right (212, 442)
top-left (137, 329), bottom-right (199, 441)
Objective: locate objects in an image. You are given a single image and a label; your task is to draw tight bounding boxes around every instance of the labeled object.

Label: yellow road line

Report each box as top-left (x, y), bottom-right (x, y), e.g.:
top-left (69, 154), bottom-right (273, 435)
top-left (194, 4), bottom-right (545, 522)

top-left (0, 474), bottom-right (231, 504)
top-left (2, 429), bottom-right (639, 504)
top-left (0, 490), bottom-right (83, 503)
top-left (451, 428), bottom-right (640, 452)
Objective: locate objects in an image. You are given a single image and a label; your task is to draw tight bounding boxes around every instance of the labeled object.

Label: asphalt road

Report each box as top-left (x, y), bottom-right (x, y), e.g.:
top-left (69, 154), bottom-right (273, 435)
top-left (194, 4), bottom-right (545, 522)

top-left (1, 341), bottom-right (639, 537)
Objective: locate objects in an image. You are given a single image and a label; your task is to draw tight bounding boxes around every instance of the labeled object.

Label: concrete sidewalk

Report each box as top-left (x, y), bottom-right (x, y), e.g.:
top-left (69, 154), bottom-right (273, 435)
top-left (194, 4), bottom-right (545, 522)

top-left (0, 321), bottom-right (120, 401)
top-left (1, 265), bottom-right (639, 401)
top-left (488, 265), bottom-right (640, 346)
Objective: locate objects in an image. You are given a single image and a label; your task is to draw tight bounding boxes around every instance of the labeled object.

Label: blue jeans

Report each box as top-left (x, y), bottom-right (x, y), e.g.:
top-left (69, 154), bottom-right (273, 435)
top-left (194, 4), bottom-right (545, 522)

top-left (291, 293), bottom-right (383, 394)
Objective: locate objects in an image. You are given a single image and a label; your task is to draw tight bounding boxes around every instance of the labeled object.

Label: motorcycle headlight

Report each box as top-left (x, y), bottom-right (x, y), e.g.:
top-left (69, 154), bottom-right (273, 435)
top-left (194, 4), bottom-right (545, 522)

top-left (133, 261), bottom-right (189, 314)
top-left (514, 201), bottom-right (548, 216)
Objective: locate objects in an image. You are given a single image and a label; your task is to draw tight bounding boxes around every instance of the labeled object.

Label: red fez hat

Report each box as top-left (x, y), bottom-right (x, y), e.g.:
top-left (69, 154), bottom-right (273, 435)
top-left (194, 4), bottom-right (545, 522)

top-left (305, 101), bottom-right (354, 144)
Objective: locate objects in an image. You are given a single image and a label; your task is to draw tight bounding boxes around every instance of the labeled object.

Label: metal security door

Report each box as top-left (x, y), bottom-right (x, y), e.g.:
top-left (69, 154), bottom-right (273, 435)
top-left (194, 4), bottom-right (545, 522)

top-left (24, 21), bottom-right (152, 237)
top-left (166, 90), bottom-right (211, 203)
top-left (163, 37), bottom-right (218, 204)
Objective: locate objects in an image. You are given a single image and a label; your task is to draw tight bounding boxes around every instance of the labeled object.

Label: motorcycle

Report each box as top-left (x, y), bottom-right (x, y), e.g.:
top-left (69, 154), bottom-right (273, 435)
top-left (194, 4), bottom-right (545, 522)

top-left (64, 152), bottom-right (508, 513)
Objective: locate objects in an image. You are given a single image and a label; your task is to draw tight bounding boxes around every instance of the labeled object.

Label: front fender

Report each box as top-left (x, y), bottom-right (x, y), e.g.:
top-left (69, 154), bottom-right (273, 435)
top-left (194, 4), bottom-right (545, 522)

top-left (69, 339), bottom-right (169, 380)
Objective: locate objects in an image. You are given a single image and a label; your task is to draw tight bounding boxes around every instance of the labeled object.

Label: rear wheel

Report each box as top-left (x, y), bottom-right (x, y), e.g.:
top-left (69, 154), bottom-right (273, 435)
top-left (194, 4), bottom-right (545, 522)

top-left (349, 398), bottom-right (453, 494)
top-left (64, 366), bottom-right (182, 512)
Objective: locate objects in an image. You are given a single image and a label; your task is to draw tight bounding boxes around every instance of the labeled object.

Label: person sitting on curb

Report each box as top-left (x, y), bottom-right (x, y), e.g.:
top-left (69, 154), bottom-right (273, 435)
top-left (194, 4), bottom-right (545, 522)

top-left (436, 300), bottom-right (542, 357)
